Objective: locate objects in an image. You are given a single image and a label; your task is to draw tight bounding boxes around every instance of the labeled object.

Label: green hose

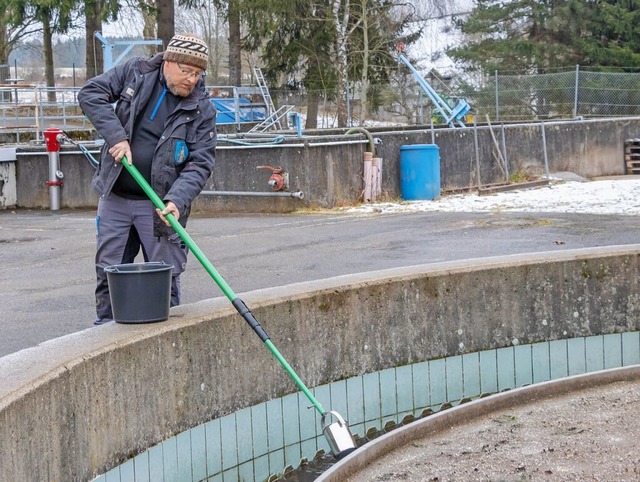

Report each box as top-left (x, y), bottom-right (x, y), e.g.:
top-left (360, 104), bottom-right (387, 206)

top-left (121, 158), bottom-right (326, 416)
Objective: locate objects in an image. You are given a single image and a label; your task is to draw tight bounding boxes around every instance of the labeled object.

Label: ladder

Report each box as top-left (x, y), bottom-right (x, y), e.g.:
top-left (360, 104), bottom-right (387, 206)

top-left (252, 66), bottom-right (282, 130)
top-left (248, 104), bottom-right (295, 133)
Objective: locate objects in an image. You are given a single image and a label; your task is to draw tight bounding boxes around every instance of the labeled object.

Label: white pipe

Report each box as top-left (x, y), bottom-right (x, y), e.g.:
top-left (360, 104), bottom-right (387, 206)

top-left (217, 139), bottom-right (369, 150)
top-left (200, 190), bottom-right (304, 199)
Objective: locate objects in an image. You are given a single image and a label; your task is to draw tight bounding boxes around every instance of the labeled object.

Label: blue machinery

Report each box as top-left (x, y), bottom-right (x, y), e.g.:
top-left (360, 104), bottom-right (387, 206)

top-left (94, 33), bottom-right (164, 71)
top-left (396, 44), bottom-right (470, 128)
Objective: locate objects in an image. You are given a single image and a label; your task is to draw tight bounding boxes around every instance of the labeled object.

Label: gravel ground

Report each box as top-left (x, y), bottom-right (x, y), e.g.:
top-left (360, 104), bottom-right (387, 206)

top-left (346, 380), bottom-right (640, 482)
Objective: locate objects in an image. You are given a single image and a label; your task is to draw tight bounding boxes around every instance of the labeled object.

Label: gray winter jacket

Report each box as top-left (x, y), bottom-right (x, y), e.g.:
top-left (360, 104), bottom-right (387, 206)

top-left (78, 53), bottom-right (216, 235)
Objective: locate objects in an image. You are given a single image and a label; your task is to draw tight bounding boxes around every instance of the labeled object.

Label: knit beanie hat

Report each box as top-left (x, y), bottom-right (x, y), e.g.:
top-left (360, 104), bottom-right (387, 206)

top-left (163, 34), bottom-right (209, 71)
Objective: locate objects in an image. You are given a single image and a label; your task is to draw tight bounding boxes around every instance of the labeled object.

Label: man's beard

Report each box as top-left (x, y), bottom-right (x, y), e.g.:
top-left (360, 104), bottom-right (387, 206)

top-left (167, 80), bottom-right (194, 98)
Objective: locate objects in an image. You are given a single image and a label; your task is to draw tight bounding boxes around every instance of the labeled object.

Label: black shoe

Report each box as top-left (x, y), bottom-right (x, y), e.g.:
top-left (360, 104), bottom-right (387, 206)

top-left (94, 318), bottom-right (114, 326)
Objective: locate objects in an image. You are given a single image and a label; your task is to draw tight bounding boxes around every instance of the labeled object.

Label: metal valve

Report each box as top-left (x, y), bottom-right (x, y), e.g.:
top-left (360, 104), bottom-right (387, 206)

top-left (257, 165), bottom-right (288, 191)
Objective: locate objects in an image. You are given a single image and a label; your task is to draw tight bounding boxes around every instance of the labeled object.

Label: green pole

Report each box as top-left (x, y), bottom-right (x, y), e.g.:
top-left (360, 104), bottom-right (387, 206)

top-left (121, 159), bottom-right (325, 416)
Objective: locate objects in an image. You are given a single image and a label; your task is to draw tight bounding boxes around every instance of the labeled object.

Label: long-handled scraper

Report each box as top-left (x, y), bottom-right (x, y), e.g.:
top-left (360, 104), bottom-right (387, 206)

top-left (122, 159), bottom-right (357, 459)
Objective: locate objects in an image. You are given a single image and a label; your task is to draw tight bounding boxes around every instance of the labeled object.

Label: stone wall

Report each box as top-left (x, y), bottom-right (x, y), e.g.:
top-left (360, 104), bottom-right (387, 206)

top-left (2, 117), bottom-right (639, 211)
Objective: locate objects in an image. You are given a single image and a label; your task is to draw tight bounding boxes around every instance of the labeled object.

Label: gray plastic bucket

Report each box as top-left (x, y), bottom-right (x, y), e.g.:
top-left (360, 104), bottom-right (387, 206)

top-left (105, 262), bottom-right (173, 324)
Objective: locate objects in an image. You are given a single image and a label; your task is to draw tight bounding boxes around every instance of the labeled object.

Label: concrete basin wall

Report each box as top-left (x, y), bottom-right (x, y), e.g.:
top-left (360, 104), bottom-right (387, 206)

top-left (1, 245), bottom-right (639, 480)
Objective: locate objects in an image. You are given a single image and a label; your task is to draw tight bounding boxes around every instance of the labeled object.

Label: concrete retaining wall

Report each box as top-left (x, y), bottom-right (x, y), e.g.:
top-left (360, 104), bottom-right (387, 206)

top-left (0, 161), bottom-right (16, 206)
top-left (3, 117), bottom-right (640, 211)
top-left (1, 245), bottom-right (639, 480)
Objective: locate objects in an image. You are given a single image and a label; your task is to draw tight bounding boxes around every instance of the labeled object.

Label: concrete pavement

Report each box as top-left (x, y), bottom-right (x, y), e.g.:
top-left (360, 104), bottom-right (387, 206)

top-left (1, 207), bottom-right (639, 357)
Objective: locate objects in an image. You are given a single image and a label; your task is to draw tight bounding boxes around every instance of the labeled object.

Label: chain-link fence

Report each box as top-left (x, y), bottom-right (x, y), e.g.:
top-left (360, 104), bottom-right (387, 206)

top-left (270, 66), bottom-right (640, 127)
top-left (462, 68), bottom-right (640, 122)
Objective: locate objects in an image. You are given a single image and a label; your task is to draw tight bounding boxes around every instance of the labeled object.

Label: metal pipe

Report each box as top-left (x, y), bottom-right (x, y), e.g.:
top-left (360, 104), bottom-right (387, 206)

top-left (19, 139), bottom-right (369, 154)
top-left (541, 121), bottom-right (550, 178)
top-left (430, 116), bottom-right (435, 144)
top-left (47, 151), bottom-right (61, 210)
top-left (200, 190), bottom-right (304, 199)
top-left (217, 139), bottom-right (369, 150)
top-left (231, 132), bottom-right (298, 139)
top-left (376, 116), bottom-right (636, 141)
top-left (574, 64), bottom-right (580, 118)
top-left (345, 127), bottom-right (375, 152)
top-left (15, 149), bottom-right (101, 157)
top-left (495, 70), bottom-right (499, 121)
top-left (500, 123), bottom-right (510, 180)
top-left (473, 116), bottom-right (481, 189)
top-left (42, 127), bottom-right (63, 211)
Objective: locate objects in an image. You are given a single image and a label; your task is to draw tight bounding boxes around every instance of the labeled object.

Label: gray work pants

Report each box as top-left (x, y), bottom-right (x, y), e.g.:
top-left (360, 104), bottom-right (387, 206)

top-left (95, 193), bottom-right (188, 322)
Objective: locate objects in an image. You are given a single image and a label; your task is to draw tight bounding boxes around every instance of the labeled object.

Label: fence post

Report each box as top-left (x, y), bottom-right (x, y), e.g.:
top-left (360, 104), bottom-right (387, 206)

top-left (473, 115), bottom-right (481, 189)
top-left (573, 64), bottom-right (580, 118)
top-left (541, 121), bottom-right (550, 178)
top-left (346, 80), bottom-right (351, 127)
top-left (500, 123), bottom-right (509, 180)
top-left (495, 70), bottom-right (499, 121)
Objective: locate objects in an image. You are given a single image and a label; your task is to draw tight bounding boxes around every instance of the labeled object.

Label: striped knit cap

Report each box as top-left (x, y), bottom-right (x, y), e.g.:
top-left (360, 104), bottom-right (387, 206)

top-left (163, 34), bottom-right (209, 71)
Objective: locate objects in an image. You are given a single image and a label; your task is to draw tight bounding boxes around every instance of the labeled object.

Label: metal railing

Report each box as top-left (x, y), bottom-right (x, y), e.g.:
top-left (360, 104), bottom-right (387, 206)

top-left (0, 84), bottom-right (88, 141)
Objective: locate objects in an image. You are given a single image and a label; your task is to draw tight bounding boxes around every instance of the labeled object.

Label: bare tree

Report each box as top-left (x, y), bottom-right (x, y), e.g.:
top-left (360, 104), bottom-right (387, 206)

top-left (84, 0), bottom-right (103, 79)
top-left (227, 0), bottom-right (241, 85)
top-left (0, 9), bottom-right (40, 65)
top-left (156, 0), bottom-right (174, 46)
top-left (356, 0), bottom-right (369, 124)
top-left (332, 0), bottom-right (350, 127)
top-left (175, 0), bottom-right (227, 82)
top-left (139, 0), bottom-right (159, 55)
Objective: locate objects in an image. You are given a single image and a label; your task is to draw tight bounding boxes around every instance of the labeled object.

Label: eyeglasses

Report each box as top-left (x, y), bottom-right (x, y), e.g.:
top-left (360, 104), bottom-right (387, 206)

top-left (176, 62), bottom-right (203, 79)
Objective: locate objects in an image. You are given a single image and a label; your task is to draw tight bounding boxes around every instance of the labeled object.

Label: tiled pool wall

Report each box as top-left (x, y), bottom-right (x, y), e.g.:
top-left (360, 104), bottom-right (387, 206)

top-left (96, 331), bottom-right (640, 482)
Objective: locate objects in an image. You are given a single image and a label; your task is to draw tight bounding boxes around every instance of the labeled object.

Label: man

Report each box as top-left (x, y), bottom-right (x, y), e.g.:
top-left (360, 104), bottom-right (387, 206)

top-left (78, 33), bottom-right (217, 325)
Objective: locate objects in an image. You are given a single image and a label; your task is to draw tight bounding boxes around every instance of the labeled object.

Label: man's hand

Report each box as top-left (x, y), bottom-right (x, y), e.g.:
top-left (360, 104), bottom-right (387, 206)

top-left (108, 140), bottom-right (132, 165)
top-left (157, 201), bottom-right (180, 226)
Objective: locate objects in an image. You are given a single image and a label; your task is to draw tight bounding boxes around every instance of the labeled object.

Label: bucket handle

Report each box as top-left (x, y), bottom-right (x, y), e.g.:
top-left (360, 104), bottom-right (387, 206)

top-left (321, 410), bottom-right (348, 430)
top-left (104, 261), bottom-right (170, 273)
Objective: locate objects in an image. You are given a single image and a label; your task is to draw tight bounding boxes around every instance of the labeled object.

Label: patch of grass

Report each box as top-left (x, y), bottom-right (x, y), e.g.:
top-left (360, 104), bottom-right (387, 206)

top-left (509, 170), bottom-right (538, 183)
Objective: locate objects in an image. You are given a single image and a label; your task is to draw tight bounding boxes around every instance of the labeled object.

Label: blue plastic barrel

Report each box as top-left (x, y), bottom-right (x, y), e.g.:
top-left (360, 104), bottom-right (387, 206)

top-left (400, 144), bottom-right (441, 200)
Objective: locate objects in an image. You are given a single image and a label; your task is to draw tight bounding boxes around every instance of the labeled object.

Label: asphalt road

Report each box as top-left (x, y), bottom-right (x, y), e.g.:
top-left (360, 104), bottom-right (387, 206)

top-left (1, 208), bottom-right (639, 357)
